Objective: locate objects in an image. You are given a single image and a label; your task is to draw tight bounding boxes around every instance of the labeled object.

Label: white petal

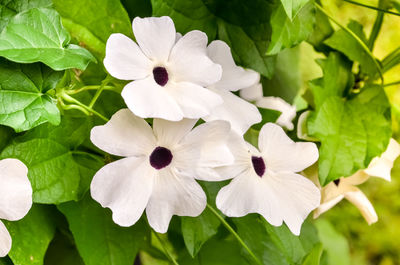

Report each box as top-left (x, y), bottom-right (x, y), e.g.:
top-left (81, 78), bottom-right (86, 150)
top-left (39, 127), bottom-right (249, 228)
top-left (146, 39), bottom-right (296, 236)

top-left (240, 82), bottom-right (263, 102)
top-left (169, 31), bottom-right (222, 86)
top-left (0, 221), bottom-right (11, 257)
top-left (90, 157), bottom-right (155, 227)
top-left (0, 159), bottom-right (32, 221)
top-left (313, 194), bottom-right (344, 219)
top-left (132, 16), bottom-right (176, 62)
top-left (104, 33), bottom-right (152, 80)
top-left (90, 109), bottom-right (156, 157)
top-left (296, 111), bottom-right (318, 141)
top-left (269, 172), bottom-right (321, 235)
top-left (207, 40), bottom-right (259, 91)
top-left (256, 97), bottom-right (297, 130)
top-left (214, 132), bottom-right (252, 181)
top-left (146, 168), bottom-right (206, 233)
top-left (344, 188), bottom-right (378, 225)
top-left (167, 81), bottom-right (223, 119)
top-left (122, 78), bottom-right (183, 121)
top-left (174, 120), bottom-right (234, 181)
top-left (364, 138), bottom-right (400, 181)
top-left (203, 89), bottom-right (261, 135)
top-left (259, 123), bottom-right (319, 173)
top-left (216, 169), bottom-right (284, 227)
top-left (153, 118), bottom-right (197, 148)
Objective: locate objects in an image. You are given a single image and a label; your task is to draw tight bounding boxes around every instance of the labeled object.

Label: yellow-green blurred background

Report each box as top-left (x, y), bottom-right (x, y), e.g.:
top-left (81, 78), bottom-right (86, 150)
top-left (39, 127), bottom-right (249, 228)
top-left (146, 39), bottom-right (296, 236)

top-left (300, 1), bottom-right (400, 264)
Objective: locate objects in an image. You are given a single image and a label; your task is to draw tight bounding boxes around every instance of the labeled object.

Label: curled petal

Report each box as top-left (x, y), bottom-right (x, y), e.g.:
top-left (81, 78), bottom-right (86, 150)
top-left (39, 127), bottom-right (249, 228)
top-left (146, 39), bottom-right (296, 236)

top-left (0, 221), bottom-right (11, 257)
top-left (344, 188), bottom-right (378, 225)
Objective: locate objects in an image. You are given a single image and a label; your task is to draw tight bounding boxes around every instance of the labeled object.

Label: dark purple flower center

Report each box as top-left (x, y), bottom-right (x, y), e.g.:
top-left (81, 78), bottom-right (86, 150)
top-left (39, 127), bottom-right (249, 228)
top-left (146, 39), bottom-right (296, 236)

top-left (333, 179), bottom-right (340, 186)
top-left (149, 146), bottom-right (173, 170)
top-left (251, 156), bottom-right (266, 177)
top-left (153, 67), bottom-right (169, 86)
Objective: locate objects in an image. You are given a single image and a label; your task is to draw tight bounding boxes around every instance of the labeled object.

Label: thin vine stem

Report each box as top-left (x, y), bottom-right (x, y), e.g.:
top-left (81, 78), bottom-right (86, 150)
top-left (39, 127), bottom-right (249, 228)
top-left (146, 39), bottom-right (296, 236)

top-left (367, 0), bottom-right (385, 51)
top-left (315, 2), bottom-right (384, 83)
top-left (343, 0), bottom-right (400, 17)
top-left (206, 204), bottom-right (263, 265)
top-left (65, 85), bottom-right (118, 95)
top-left (88, 75), bottom-right (113, 108)
top-left (61, 93), bottom-right (109, 122)
top-left (153, 232), bottom-right (180, 265)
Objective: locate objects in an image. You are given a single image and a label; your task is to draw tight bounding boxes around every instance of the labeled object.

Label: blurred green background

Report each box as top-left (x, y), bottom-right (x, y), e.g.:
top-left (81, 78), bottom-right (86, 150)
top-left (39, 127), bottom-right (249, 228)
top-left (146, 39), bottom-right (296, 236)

top-left (299, 1), bottom-right (400, 264)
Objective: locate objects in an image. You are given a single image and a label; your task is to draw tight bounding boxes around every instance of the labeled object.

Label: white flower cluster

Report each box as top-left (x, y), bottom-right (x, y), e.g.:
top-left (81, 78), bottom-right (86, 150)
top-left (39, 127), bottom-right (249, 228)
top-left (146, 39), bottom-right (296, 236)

top-left (91, 16), bottom-right (321, 235)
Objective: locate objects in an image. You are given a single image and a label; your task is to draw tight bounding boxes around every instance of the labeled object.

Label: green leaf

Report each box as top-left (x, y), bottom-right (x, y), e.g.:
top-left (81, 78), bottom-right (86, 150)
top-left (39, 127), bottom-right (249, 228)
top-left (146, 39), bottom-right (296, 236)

top-left (3, 204), bottom-right (56, 265)
top-left (302, 243), bottom-right (323, 265)
top-left (0, 125), bottom-right (14, 151)
top-left (181, 208), bottom-right (220, 258)
top-left (0, 59), bottom-right (62, 132)
top-left (307, 54), bottom-right (391, 184)
top-left (307, 8), bottom-right (334, 52)
top-left (315, 219), bottom-right (350, 265)
top-left (58, 195), bottom-right (148, 265)
top-left (267, 2), bottom-right (315, 55)
top-left (44, 231), bottom-right (84, 265)
top-left (0, 0), bottom-right (52, 31)
top-left (151, 0), bottom-right (276, 78)
top-left (324, 20), bottom-right (379, 76)
top-left (179, 238), bottom-right (250, 265)
top-left (262, 46), bottom-right (302, 103)
top-left (0, 115), bottom-right (104, 203)
top-left (0, 8), bottom-right (95, 70)
top-left (279, 0), bottom-right (310, 20)
top-left (233, 215), bottom-right (320, 265)
top-left (53, 0), bottom-right (132, 60)
top-left (121, 0), bottom-right (152, 20)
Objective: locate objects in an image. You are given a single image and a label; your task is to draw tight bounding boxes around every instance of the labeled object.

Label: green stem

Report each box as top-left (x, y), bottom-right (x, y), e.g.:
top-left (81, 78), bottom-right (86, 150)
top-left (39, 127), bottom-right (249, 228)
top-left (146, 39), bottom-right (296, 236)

top-left (153, 232), bottom-right (179, 265)
top-left (382, 47), bottom-right (400, 73)
top-left (66, 85), bottom-right (118, 95)
top-left (367, 0), bottom-right (385, 51)
top-left (315, 2), bottom-right (384, 83)
top-left (383, 80), bottom-right (400, 87)
top-left (61, 93), bottom-right (109, 122)
top-left (343, 0), bottom-right (400, 16)
top-left (88, 75), bottom-right (113, 108)
top-left (206, 204), bottom-right (263, 265)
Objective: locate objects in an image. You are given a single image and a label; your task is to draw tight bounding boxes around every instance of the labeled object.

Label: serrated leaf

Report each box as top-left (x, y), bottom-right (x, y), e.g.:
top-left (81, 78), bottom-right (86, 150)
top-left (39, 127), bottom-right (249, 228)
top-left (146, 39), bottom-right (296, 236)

top-left (3, 204), bottom-right (56, 265)
top-left (58, 195), bottom-right (148, 265)
top-left (314, 93), bottom-right (391, 183)
top-left (151, 0), bottom-right (276, 78)
top-left (0, 59), bottom-right (62, 132)
top-left (0, 115), bottom-right (104, 203)
top-left (0, 8), bottom-right (95, 70)
top-left (267, 2), bottom-right (315, 55)
top-left (324, 20), bottom-right (379, 76)
top-left (279, 0), bottom-right (310, 20)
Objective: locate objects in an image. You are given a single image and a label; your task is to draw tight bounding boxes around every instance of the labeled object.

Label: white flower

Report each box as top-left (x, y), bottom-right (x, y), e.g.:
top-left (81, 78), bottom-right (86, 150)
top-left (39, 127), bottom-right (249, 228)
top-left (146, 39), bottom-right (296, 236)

top-left (239, 81), bottom-right (263, 102)
top-left (202, 40), bottom-right (261, 135)
top-left (310, 138), bottom-right (400, 224)
top-left (256, 96), bottom-right (297, 130)
top-left (90, 109), bottom-right (233, 233)
top-left (0, 159), bottom-right (32, 257)
top-left (104, 16), bottom-right (223, 121)
top-left (215, 123), bottom-right (320, 235)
